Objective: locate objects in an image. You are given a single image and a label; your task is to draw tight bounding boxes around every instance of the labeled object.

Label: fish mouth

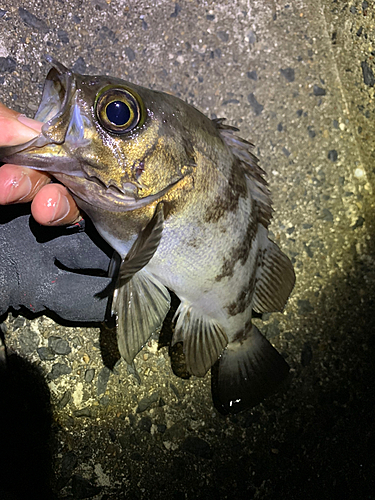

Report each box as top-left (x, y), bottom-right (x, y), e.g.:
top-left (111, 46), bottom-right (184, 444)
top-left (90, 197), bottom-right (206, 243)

top-left (0, 56), bottom-right (179, 211)
top-left (0, 57), bottom-right (76, 161)
top-left (55, 171), bottom-right (180, 212)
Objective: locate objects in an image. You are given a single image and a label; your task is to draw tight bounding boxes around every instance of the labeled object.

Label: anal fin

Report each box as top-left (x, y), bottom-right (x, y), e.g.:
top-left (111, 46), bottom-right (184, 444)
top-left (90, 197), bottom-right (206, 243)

top-left (113, 270), bottom-right (170, 364)
top-left (211, 325), bottom-right (290, 414)
top-left (173, 302), bottom-right (228, 377)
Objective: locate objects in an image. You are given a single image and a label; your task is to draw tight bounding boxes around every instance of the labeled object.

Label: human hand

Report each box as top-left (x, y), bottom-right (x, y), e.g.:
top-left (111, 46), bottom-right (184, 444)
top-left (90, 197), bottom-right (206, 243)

top-left (0, 103), bottom-right (80, 225)
top-left (0, 103), bottom-right (112, 322)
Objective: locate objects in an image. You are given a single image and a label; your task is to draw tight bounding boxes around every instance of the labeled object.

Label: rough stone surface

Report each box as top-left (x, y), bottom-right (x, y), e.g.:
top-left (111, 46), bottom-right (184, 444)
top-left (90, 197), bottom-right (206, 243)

top-left (1, 1), bottom-right (375, 499)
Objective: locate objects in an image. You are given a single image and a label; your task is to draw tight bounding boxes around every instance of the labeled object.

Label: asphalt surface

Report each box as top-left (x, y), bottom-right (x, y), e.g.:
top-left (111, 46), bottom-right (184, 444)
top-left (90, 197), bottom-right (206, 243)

top-left (0, 1), bottom-right (374, 499)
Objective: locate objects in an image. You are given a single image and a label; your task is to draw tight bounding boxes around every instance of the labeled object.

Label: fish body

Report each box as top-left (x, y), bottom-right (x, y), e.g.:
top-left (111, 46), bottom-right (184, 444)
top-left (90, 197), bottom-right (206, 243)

top-left (0, 59), bottom-right (295, 413)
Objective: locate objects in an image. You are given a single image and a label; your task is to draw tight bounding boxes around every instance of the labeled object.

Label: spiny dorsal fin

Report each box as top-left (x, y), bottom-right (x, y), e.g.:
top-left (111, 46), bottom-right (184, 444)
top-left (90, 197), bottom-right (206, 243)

top-left (214, 118), bottom-right (273, 228)
top-left (172, 302), bottom-right (228, 377)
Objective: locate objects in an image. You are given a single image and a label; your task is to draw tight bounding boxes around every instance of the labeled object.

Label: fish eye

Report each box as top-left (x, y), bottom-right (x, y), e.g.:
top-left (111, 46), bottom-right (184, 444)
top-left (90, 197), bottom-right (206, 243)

top-left (95, 87), bottom-right (142, 134)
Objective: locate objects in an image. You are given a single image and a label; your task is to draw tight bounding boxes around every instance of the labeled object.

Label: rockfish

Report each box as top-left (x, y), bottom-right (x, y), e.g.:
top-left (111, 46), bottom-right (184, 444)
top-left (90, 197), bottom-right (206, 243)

top-left (0, 58), bottom-right (295, 413)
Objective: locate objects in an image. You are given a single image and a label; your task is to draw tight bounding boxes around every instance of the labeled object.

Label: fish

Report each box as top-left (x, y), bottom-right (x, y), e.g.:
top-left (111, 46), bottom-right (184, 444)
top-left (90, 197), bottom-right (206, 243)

top-left (0, 57), bottom-right (295, 414)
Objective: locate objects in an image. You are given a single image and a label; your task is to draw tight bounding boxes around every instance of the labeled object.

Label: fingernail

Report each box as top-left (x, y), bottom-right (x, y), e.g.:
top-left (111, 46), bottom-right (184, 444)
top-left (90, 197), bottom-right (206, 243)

top-left (17, 114), bottom-right (43, 131)
top-left (47, 192), bottom-right (70, 224)
top-left (5, 172), bottom-right (32, 203)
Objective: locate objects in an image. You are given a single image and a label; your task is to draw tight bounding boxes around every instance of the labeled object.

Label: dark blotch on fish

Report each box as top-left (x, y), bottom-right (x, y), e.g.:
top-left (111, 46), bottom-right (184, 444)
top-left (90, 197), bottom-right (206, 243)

top-left (215, 216), bottom-right (257, 281)
top-left (204, 160), bottom-right (247, 223)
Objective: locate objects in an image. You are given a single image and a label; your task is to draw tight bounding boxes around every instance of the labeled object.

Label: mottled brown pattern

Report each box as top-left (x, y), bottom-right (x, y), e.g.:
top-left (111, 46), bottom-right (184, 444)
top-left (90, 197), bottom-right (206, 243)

top-left (232, 318), bottom-right (254, 343)
top-left (215, 214), bottom-right (258, 282)
top-left (225, 263), bottom-right (258, 316)
top-left (203, 159), bottom-right (247, 224)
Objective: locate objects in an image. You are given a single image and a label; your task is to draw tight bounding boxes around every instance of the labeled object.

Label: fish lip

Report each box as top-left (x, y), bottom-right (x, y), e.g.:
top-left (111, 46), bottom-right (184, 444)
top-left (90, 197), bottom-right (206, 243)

top-left (37, 58), bottom-right (75, 144)
top-left (55, 172), bottom-right (181, 213)
top-left (0, 58), bottom-right (75, 159)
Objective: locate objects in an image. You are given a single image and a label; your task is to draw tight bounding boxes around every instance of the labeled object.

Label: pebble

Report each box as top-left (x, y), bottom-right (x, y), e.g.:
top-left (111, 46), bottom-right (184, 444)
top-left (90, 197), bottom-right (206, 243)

top-left (297, 299), bottom-right (314, 315)
top-left (71, 474), bottom-right (101, 498)
top-left (74, 407), bottom-right (92, 418)
top-left (138, 416), bottom-right (152, 433)
top-left (322, 208), bottom-right (334, 222)
top-left (280, 67), bottom-right (295, 82)
top-left (246, 70), bottom-right (258, 80)
top-left (85, 368), bottom-right (95, 383)
top-left (181, 436), bottom-right (213, 459)
top-left (307, 126), bottom-right (316, 138)
top-left (60, 451), bottom-right (78, 477)
top-left (20, 328), bottom-right (39, 354)
top-left (0, 56), bottom-right (16, 73)
top-left (361, 61), bottom-right (374, 87)
top-left (136, 391), bottom-right (160, 412)
top-left (58, 390), bottom-right (71, 409)
top-left (354, 168), bottom-right (365, 179)
top-left (72, 57), bottom-right (86, 73)
top-left (170, 382), bottom-right (182, 400)
top-left (108, 429), bottom-right (116, 442)
top-left (125, 47), bottom-right (136, 61)
top-left (247, 30), bottom-right (257, 44)
top-left (97, 366), bottom-right (111, 396)
top-left (301, 342), bottom-right (313, 367)
top-left (327, 150), bottom-right (338, 162)
top-left (18, 7), bottom-right (49, 32)
top-left (37, 346), bottom-right (55, 361)
top-left (57, 29), bottom-right (69, 44)
top-left (170, 3), bottom-right (182, 18)
top-left (247, 93), bottom-right (264, 115)
top-left (217, 31), bottom-right (229, 42)
top-left (351, 216), bottom-right (365, 229)
top-left (47, 363), bottom-right (72, 380)
top-left (49, 336), bottom-right (71, 355)
top-left (265, 321), bottom-right (280, 338)
top-left (99, 26), bottom-right (118, 43)
top-left (313, 84), bottom-right (326, 96)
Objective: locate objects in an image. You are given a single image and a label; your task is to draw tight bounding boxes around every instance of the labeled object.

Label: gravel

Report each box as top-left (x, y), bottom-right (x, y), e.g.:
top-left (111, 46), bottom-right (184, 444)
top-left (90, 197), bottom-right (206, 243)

top-left (1, 0), bottom-right (375, 498)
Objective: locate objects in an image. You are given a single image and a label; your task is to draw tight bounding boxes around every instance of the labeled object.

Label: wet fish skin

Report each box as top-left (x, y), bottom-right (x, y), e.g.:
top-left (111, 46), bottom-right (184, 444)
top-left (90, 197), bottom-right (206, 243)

top-left (0, 59), bottom-right (295, 413)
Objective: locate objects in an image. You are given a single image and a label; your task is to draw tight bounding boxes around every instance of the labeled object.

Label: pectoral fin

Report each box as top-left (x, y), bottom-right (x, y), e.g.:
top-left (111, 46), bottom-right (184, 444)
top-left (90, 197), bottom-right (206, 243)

top-left (109, 202), bottom-right (170, 364)
top-left (97, 202), bottom-right (166, 299)
top-left (118, 202), bottom-right (166, 285)
top-left (253, 237), bottom-right (295, 313)
top-left (211, 325), bottom-right (290, 414)
top-left (113, 270), bottom-right (170, 364)
top-left (172, 302), bottom-right (228, 377)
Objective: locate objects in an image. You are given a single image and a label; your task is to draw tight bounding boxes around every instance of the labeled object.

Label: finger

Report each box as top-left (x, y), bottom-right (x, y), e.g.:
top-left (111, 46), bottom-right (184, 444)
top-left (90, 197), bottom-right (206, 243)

top-left (0, 104), bottom-right (43, 146)
top-left (0, 164), bottom-right (51, 204)
top-left (31, 183), bottom-right (81, 226)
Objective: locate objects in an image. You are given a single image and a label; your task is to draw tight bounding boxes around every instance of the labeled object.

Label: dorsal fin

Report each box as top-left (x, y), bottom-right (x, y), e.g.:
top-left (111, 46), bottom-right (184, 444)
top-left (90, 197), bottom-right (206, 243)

top-left (214, 118), bottom-right (273, 228)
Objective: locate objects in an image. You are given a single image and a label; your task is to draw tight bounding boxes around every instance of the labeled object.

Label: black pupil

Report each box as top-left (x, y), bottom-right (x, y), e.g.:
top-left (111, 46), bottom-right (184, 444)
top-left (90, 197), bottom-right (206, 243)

top-left (106, 101), bottom-right (130, 126)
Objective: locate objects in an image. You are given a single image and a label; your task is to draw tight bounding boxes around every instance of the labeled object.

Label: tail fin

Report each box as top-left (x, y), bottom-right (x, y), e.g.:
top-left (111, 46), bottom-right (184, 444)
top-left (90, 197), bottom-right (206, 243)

top-left (211, 325), bottom-right (289, 414)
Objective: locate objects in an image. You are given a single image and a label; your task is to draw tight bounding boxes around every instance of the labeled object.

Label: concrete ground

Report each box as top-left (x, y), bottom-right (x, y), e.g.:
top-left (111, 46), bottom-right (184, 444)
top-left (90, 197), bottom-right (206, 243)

top-left (0, 1), bottom-right (374, 498)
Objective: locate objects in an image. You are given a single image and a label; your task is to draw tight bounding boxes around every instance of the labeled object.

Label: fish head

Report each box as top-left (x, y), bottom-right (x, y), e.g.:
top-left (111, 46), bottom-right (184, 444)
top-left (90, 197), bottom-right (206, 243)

top-left (0, 57), bottom-right (198, 214)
